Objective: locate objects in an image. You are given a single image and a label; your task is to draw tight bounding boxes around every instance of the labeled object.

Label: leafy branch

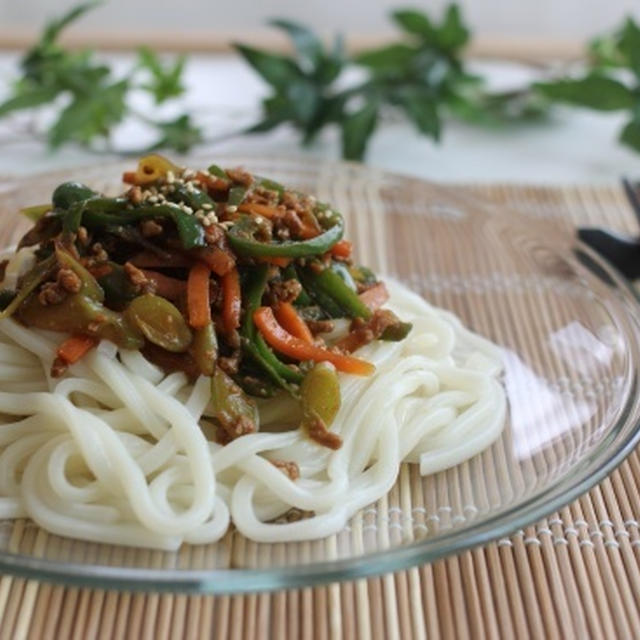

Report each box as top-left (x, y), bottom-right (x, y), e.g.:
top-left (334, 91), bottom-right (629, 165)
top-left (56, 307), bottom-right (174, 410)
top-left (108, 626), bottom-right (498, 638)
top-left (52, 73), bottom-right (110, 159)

top-left (536, 18), bottom-right (640, 152)
top-left (0, 1), bottom-right (201, 153)
top-left (236, 7), bottom-right (546, 160)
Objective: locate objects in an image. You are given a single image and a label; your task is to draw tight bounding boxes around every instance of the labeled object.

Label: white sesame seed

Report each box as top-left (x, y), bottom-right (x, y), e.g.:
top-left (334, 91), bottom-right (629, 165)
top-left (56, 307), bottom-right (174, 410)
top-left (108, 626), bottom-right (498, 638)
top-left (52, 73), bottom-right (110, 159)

top-left (166, 171), bottom-right (175, 184)
top-left (183, 168), bottom-right (195, 179)
top-left (202, 203), bottom-right (213, 211)
top-left (147, 195), bottom-right (158, 204)
top-left (226, 205), bottom-right (238, 213)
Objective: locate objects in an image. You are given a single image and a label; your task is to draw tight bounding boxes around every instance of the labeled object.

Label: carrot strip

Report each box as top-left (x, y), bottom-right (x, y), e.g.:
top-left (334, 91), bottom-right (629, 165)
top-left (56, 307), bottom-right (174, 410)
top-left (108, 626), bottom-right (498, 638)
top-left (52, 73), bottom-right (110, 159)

top-left (56, 334), bottom-right (98, 365)
top-left (142, 270), bottom-right (187, 301)
top-left (187, 262), bottom-right (212, 329)
top-left (190, 247), bottom-right (235, 276)
top-left (196, 171), bottom-right (230, 193)
top-left (258, 256), bottom-right (291, 268)
top-left (358, 282), bottom-right (389, 311)
top-left (222, 267), bottom-right (242, 334)
top-left (122, 171), bottom-right (138, 185)
top-left (254, 307), bottom-right (375, 376)
top-left (238, 202), bottom-right (283, 219)
top-left (330, 240), bottom-right (352, 259)
top-left (274, 302), bottom-right (314, 344)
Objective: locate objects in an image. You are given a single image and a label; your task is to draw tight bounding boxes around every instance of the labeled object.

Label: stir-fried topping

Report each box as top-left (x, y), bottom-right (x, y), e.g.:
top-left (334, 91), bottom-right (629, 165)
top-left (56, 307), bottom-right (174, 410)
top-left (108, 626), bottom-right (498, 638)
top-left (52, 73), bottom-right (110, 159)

top-left (1, 155), bottom-right (412, 448)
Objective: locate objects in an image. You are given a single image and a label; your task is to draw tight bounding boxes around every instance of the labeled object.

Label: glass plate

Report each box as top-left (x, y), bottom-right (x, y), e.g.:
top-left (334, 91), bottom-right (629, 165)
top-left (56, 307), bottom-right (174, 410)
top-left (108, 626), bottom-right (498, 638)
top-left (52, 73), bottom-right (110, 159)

top-left (0, 157), bottom-right (639, 593)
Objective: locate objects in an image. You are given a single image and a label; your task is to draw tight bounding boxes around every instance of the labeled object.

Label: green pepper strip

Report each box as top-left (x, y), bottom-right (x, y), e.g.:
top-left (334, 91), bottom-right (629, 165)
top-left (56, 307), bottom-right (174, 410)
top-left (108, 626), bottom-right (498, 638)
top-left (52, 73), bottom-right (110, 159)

top-left (0, 254), bottom-right (57, 320)
top-left (207, 164), bottom-right (227, 179)
top-left (241, 264), bottom-right (303, 388)
top-left (169, 184), bottom-right (216, 212)
top-left (227, 213), bottom-right (344, 258)
top-left (296, 267), bottom-right (344, 318)
top-left (228, 186), bottom-right (247, 206)
top-left (300, 266), bottom-right (372, 319)
top-left (67, 199), bottom-right (206, 250)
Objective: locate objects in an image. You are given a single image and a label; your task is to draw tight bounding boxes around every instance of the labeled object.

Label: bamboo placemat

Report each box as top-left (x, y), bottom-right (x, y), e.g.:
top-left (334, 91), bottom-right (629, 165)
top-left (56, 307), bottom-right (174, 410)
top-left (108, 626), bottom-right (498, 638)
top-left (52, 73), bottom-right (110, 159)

top-left (0, 181), bottom-right (639, 640)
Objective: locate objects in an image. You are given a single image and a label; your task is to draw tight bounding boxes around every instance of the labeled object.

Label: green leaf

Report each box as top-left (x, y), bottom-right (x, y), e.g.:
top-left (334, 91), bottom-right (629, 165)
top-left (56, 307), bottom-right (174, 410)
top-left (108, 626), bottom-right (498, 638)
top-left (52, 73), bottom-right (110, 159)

top-left (137, 47), bottom-right (186, 103)
top-left (270, 19), bottom-right (323, 70)
top-left (392, 9), bottom-right (437, 41)
top-left (618, 18), bottom-right (640, 76)
top-left (287, 80), bottom-right (320, 124)
top-left (234, 44), bottom-right (301, 90)
top-left (535, 74), bottom-right (634, 111)
top-left (620, 118), bottom-right (640, 152)
top-left (0, 86), bottom-right (60, 117)
top-left (341, 102), bottom-right (378, 160)
top-left (437, 5), bottom-right (469, 51)
top-left (398, 89), bottom-right (441, 140)
top-left (41, 1), bottom-right (101, 48)
top-left (148, 114), bottom-right (203, 153)
top-left (48, 79), bottom-right (128, 147)
top-left (355, 43), bottom-right (416, 70)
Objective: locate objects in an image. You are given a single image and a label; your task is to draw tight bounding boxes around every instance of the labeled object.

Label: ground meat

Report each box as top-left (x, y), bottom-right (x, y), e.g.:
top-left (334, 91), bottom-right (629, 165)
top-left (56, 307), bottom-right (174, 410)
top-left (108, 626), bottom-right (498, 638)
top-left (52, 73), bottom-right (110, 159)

top-left (307, 414), bottom-right (342, 450)
top-left (204, 223), bottom-right (225, 246)
top-left (271, 459), bottom-right (300, 481)
top-left (337, 309), bottom-right (402, 353)
top-left (306, 319), bottom-right (335, 335)
top-left (50, 357), bottom-right (68, 378)
top-left (266, 279), bottom-right (302, 306)
top-left (91, 242), bottom-right (108, 262)
top-left (226, 167), bottom-right (254, 187)
top-left (219, 414), bottom-right (255, 441)
top-left (38, 267), bottom-right (82, 305)
top-left (123, 261), bottom-right (156, 294)
top-left (245, 185), bottom-right (280, 207)
top-left (127, 185), bottom-right (143, 204)
top-left (57, 268), bottom-right (82, 293)
top-left (218, 351), bottom-right (241, 376)
top-left (76, 226), bottom-right (89, 245)
top-left (273, 508), bottom-right (315, 524)
top-left (139, 219), bottom-right (163, 237)
top-left (281, 210), bottom-right (304, 237)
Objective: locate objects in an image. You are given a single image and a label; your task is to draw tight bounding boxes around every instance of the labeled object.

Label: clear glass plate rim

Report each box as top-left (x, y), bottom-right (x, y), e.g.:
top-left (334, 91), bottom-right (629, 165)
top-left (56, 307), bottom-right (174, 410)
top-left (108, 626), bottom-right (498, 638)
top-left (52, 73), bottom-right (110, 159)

top-left (0, 236), bottom-right (638, 593)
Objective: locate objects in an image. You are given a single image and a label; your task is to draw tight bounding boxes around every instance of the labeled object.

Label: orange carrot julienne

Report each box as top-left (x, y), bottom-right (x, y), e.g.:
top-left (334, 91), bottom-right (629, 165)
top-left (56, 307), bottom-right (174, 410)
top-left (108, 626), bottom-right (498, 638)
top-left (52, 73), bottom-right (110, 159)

top-left (330, 240), bottom-right (352, 259)
top-left (358, 282), bottom-right (389, 311)
top-left (238, 202), bottom-right (283, 219)
top-left (187, 262), bottom-right (212, 329)
top-left (254, 306), bottom-right (375, 376)
top-left (190, 247), bottom-right (235, 276)
top-left (56, 334), bottom-right (98, 365)
top-left (222, 267), bottom-right (242, 334)
top-left (274, 302), bottom-right (314, 344)
top-left (258, 256), bottom-right (291, 268)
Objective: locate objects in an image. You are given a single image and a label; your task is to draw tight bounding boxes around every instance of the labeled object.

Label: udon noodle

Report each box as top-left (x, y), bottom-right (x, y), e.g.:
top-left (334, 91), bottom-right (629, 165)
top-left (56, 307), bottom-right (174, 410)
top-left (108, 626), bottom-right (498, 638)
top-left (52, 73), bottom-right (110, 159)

top-left (0, 279), bottom-right (505, 549)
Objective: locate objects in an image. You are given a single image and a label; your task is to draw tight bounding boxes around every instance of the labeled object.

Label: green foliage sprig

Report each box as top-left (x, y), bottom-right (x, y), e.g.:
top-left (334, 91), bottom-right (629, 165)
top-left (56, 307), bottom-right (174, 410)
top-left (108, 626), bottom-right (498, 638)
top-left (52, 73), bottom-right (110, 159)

top-left (0, 1), bottom-right (201, 153)
top-left (236, 7), bottom-right (545, 159)
top-left (536, 18), bottom-right (640, 152)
